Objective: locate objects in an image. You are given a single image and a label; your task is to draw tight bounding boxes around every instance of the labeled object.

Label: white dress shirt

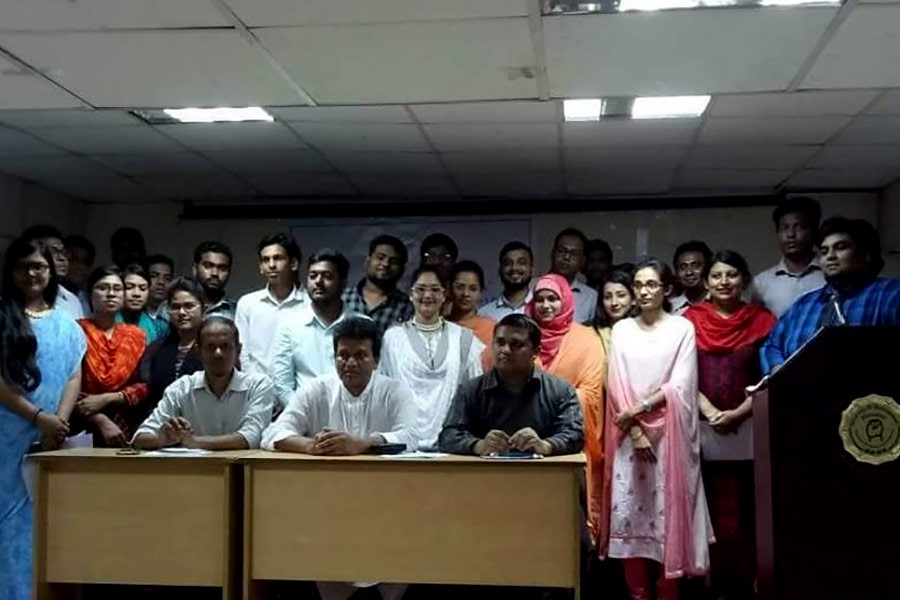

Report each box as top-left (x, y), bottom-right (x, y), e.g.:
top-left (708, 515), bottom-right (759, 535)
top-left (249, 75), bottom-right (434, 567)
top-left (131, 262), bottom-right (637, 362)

top-left (235, 285), bottom-right (307, 375)
top-left (269, 303), bottom-right (359, 407)
top-left (261, 372), bottom-right (418, 451)
top-left (56, 286), bottom-right (85, 319)
top-left (570, 278), bottom-right (598, 323)
top-left (134, 369), bottom-right (274, 448)
top-left (751, 258), bottom-right (825, 318)
top-left (478, 290), bottom-right (532, 321)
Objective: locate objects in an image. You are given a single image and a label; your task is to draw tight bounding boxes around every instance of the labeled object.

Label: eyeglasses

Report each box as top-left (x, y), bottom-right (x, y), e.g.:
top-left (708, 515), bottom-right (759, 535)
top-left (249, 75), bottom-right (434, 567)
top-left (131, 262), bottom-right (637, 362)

top-left (633, 281), bottom-right (663, 292)
top-left (46, 245), bottom-right (70, 260)
top-left (423, 252), bottom-right (453, 265)
top-left (14, 262), bottom-right (50, 275)
top-left (336, 353), bottom-right (373, 364)
top-left (169, 302), bottom-right (202, 314)
top-left (412, 286), bottom-right (443, 297)
top-left (553, 247), bottom-right (583, 258)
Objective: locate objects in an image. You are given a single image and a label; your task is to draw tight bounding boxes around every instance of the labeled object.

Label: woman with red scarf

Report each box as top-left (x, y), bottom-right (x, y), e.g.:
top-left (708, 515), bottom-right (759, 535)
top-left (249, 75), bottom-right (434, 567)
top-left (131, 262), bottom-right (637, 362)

top-left (684, 250), bottom-right (776, 600)
top-left (525, 274), bottom-right (605, 541)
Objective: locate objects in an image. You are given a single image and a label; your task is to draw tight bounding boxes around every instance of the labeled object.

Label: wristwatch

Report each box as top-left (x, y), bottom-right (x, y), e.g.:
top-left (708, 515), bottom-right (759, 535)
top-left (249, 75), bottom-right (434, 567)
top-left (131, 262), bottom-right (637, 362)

top-left (641, 398), bottom-right (652, 413)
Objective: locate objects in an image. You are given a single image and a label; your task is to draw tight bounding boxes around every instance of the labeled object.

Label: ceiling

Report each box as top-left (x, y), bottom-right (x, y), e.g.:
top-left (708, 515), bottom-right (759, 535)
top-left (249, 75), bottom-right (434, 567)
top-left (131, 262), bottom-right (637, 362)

top-left (0, 0), bottom-right (899, 203)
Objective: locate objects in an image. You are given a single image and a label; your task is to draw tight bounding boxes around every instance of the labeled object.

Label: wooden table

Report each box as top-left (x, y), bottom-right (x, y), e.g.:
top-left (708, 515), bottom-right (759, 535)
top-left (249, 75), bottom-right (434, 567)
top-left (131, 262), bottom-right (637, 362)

top-left (241, 452), bottom-right (586, 600)
top-left (29, 448), bottom-right (252, 600)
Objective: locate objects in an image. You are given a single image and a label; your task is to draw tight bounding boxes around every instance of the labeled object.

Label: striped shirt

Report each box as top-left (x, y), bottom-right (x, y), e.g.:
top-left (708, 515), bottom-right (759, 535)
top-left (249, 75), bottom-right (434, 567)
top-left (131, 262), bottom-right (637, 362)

top-left (760, 277), bottom-right (900, 374)
top-left (342, 279), bottom-right (413, 335)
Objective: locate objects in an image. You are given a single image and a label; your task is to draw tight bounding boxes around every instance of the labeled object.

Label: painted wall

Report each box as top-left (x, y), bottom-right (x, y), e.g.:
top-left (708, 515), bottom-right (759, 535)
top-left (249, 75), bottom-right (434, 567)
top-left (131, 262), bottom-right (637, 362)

top-left (878, 182), bottom-right (900, 278)
top-left (0, 173), bottom-right (84, 258)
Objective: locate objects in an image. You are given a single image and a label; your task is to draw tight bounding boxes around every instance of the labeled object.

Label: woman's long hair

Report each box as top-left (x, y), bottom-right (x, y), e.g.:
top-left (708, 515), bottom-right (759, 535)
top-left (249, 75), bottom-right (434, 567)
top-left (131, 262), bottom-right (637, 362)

top-left (0, 238), bottom-right (57, 392)
top-left (592, 267), bottom-right (637, 331)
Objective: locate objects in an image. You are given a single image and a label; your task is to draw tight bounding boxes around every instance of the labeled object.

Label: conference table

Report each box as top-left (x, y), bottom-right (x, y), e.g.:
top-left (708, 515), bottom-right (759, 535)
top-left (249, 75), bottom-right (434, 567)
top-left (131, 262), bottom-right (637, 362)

top-left (30, 448), bottom-right (586, 600)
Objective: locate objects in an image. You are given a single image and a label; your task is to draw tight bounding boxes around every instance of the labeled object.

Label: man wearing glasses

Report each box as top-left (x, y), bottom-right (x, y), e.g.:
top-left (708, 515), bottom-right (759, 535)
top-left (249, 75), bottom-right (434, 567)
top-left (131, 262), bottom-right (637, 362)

top-left (21, 225), bottom-right (84, 319)
top-left (550, 228), bottom-right (597, 323)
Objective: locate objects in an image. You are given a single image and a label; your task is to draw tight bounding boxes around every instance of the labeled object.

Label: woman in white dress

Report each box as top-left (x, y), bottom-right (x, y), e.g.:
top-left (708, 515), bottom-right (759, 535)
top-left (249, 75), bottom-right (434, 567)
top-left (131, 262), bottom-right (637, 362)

top-left (599, 258), bottom-right (714, 600)
top-left (380, 266), bottom-right (484, 450)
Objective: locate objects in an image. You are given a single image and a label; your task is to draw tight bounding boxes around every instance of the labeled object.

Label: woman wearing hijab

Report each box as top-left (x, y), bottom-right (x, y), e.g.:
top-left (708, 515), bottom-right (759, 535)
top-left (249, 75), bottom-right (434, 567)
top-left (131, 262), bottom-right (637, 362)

top-left (525, 273), bottom-right (605, 542)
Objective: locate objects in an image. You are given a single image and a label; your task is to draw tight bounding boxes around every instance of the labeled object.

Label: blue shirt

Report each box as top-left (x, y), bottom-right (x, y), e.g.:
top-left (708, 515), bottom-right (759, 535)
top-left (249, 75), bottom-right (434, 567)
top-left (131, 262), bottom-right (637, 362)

top-left (760, 277), bottom-right (900, 374)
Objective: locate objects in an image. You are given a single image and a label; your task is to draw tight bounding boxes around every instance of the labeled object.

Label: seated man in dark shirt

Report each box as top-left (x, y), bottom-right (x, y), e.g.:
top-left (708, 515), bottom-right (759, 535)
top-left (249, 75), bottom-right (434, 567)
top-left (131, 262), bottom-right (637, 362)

top-left (439, 313), bottom-right (584, 456)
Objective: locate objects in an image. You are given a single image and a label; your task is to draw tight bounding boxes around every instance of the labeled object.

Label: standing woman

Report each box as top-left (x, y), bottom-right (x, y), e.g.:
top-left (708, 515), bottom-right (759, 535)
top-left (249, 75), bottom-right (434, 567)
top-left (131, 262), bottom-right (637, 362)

top-left (448, 260), bottom-right (495, 369)
top-left (0, 238), bottom-right (85, 600)
top-left (76, 266), bottom-right (148, 447)
top-left (116, 263), bottom-right (169, 345)
top-left (600, 258), bottom-right (713, 600)
top-left (525, 274), bottom-right (605, 541)
top-left (684, 251), bottom-right (775, 600)
top-left (592, 268), bottom-right (637, 380)
top-left (139, 277), bottom-right (205, 411)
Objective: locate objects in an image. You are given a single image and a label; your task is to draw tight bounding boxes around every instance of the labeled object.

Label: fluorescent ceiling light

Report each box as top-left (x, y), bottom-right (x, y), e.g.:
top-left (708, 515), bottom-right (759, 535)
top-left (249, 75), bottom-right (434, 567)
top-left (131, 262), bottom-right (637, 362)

top-left (564, 99), bottom-right (603, 122)
top-left (631, 95), bottom-right (710, 119)
top-left (163, 107), bottom-right (274, 123)
top-left (618, 0), bottom-right (698, 11)
top-left (759, 0), bottom-right (840, 5)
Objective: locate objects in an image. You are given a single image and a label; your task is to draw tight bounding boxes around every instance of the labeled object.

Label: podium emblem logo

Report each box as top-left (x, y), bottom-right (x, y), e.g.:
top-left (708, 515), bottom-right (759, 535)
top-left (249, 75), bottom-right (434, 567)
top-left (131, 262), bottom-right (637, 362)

top-left (839, 394), bottom-right (900, 466)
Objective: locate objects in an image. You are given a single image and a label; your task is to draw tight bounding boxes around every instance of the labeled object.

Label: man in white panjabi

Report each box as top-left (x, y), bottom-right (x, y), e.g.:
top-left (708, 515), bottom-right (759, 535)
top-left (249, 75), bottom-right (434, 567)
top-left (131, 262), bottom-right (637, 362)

top-left (379, 266), bottom-right (485, 450)
top-left (262, 315), bottom-right (417, 600)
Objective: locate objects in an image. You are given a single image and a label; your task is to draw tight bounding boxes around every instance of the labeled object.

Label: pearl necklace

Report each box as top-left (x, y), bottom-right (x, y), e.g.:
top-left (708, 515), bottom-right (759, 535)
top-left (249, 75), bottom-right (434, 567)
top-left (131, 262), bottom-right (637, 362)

top-left (25, 305), bottom-right (52, 319)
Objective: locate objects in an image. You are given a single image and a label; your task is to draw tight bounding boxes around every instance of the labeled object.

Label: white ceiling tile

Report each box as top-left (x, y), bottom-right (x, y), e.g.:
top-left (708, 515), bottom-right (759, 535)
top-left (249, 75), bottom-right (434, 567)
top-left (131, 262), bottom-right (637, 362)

top-left (0, 126), bottom-right (67, 156)
top-left (0, 155), bottom-right (115, 180)
top-left (349, 174), bottom-right (455, 197)
top-left (271, 106), bottom-right (413, 123)
top-left (457, 172), bottom-right (563, 198)
top-left (698, 117), bottom-right (850, 145)
top-left (0, 30), bottom-right (306, 107)
top-left (545, 9), bottom-right (837, 97)
top-left (441, 149), bottom-right (559, 173)
top-left (807, 145), bottom-right (900, 169)
top-left (322, 151), bottom-right (444, 175)
top-left (0, 109), bottom-right (141, 128)
top-left (244, 173), bottom-right (357, 196)
top-left (410, 101), bottom-right (558, 123)
top-left (711, 91), bottom-right (880, 118)
top-left (136, 174), bottom-right (256, 199)
top-left (867, 90), bottom-right (900, 115)
top-left (32, 126), bottom-right (180, 154)
top-left (256, 19), bottom-right (537, 104)
top-left (224, 0), bottom-right (528, 26)
top-left (40, 174), bottom-right (157, 201)
top-left (425, 123), bottom-right (558, 152)
top-left (0, 54), bottom-right (84, 110)
top-left (156, 123), bottom-right (306, 153)
top-left (563, 120), bottom-right (698, 148)
top-left (567, 169), bottom-right (674, 196)
top-left (205, 150), bottom-right (334, 174)
top-left (0, 0), bottom-right (230, 30)
top-left (833, 116), bottom-right (900, 145)
top-left (803, 7), bottom-right (900, 89)
top-left (287, 123), bottom-right (430, 152)
top-left (565, 147), bottom-right (686, 170)
top-left (676, 169), bottom-right (791, 190)
top-left (684, 146), bottom-right (820, 170)
top-left (92, 153), bottom-right (224, 176)
top-left (787, 169), bottom-right (900, 189)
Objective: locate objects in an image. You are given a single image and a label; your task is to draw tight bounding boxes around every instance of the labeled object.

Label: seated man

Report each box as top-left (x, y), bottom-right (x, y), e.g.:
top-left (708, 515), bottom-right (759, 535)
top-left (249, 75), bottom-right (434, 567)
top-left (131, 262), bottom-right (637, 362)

top-left (133, 317), bottom-right (274, 450)
top-left (262, 316), bottom-right (415, 600)
top-left (439, 313), bottom-right (584, 456)
top-left (761, 216), bottom-right (900, 374)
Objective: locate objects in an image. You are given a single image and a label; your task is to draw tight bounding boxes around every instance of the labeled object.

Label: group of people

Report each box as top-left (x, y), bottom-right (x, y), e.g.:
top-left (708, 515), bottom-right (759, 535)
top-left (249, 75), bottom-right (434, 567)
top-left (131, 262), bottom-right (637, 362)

top-left (1, 195), bottom-right (899, 600)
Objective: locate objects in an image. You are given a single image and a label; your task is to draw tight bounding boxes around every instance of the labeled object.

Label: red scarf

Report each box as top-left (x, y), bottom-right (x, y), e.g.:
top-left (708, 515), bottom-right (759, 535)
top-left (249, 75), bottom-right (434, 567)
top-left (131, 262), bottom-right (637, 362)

top-left (524, 274), bottom-right (574, 366)
top-left (684, 301), bottom-right (776, 353)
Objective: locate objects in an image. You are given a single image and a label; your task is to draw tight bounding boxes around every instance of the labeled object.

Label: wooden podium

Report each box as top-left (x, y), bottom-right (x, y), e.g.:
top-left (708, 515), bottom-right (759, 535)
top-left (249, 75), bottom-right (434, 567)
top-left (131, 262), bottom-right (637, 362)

top-left (752, 327), bottom-right (900, 600)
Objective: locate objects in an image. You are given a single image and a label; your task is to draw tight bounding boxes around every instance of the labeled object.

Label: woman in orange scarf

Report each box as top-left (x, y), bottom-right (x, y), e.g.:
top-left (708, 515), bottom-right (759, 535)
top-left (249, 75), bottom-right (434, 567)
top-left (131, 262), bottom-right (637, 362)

top-left (448, 260), bottom-right (495, 370)
top-left (525, 273), bottom-right (605, 541)
top-left (684, 250), bottom-right (776, 600)
top-left (76, 266), bottom-right (147, 447)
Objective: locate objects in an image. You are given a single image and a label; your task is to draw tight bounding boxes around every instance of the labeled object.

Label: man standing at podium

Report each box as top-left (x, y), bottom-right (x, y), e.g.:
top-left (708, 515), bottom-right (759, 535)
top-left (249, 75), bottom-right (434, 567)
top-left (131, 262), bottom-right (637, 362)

top-left (761, 217), bottom-right (900, 374)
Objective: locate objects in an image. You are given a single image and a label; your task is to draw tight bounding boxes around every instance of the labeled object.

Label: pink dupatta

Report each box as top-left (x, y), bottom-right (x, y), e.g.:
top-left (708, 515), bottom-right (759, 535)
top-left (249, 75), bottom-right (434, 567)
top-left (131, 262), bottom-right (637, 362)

top-left (599, 318), bottom-right (712, 579)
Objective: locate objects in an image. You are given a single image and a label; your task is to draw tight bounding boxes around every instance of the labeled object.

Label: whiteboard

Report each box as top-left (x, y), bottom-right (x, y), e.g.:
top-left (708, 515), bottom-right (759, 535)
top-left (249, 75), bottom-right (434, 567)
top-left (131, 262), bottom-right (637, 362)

top-left (290, 216), bottom-right (532, 297)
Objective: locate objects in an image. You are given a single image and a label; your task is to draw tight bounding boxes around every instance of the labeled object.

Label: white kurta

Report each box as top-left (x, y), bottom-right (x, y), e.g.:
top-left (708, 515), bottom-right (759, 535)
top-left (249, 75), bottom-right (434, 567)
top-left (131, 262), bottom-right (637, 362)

top-left (379, 321), bottom-right (485, 450)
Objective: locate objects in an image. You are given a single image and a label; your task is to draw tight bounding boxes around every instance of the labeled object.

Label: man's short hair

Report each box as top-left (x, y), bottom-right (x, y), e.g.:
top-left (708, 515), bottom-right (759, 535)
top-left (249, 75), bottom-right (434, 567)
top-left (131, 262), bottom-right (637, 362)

top-left (672, 240), bottom-right (713, 267)
top-left (21, 224), bottom-right (63, 243)
top-left (332, 316), bottom-right (382, 360)
top-left (586, 239), bottom-right (613, 261)
top-left (419, 233), bottom-right (458, 261)
top-left (818, 216), bottom-right (884, 276)
top-left (772, 196), bottom-right (821, 229)
top-left (145, 253), bottom-right (174, 273)
top-left (553, 228), bottom-right (588, 250)
top-left (63, 235), bottom-right (96, 263)
top-left (496, 314), bottom-right (541, 350)
top-left (193, 241), bottom-right (233, 266)
top-left (369, 234), bottom-right (408, 266)
top-left (257, 232), bottom-right (301, 262)
top-left (450, 260), bottom-right (486, 290)
top-left (308, 248), bottom-right (350, 281)
top-left (198, 316), bottom-right (240, 344)
top-left (498, 241), bottom-right (533, 264)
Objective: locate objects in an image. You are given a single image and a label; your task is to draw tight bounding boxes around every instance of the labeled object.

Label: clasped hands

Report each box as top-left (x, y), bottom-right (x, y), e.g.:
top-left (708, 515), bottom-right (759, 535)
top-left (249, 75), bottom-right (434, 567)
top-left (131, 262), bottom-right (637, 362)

top-left (473, 428), bottom-right (551, 456)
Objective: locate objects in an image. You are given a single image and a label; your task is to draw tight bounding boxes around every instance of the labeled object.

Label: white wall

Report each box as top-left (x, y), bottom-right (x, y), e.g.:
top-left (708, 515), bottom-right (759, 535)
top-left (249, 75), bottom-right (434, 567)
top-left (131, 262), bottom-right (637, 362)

top-left (83, 192), bottom-right (881, 299)
top-left (0, 173), bottom-right (84, 258)
top-left (878, 182), bottom-right (900, 278)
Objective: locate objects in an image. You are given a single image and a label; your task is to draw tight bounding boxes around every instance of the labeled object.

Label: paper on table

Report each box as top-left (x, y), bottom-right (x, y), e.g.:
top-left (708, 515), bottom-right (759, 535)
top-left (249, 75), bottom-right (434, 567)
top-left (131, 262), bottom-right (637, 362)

top-left (378, 451), bottom-right (448, 459)
top-left (700, 418), bottom-right (753, 461)
top-left (144, 448), bottom-right (212, 457)
top-left (62, 432), bottom-right (93, 449)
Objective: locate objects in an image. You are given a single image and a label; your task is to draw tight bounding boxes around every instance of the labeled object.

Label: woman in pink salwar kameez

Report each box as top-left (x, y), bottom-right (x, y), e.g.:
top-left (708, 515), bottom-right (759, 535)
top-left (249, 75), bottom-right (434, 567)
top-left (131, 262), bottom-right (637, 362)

top-left (599, 258), bottom-right (714, 600)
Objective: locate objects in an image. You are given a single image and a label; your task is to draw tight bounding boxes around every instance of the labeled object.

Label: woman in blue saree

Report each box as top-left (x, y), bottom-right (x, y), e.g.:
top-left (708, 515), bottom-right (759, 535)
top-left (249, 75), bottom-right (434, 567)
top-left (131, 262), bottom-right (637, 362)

top-left (0, 237), bottom-right (86, 600)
